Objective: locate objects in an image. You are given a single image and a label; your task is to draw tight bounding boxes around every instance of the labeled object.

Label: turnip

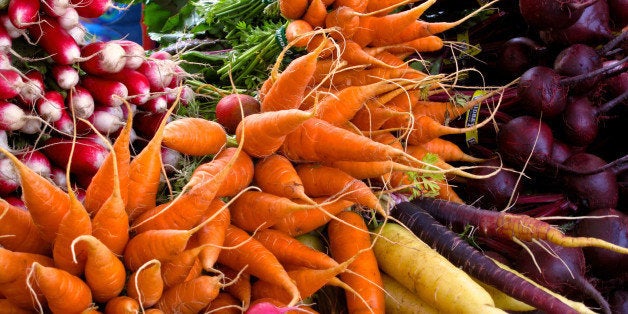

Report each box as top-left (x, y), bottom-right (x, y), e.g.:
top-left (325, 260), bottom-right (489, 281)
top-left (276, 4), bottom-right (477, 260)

top-left (517, 66), bottom-right (568, 118)
top-left (514, 242), bottom-right (611, 314)
top-left (573, 208), bottom-right (628, 279)
top-left (518, 0), bottom-right (598, 30)
top-left (215, 93), bottom-right (261, 133)
top-left (50, 64), bottom-right (79, 90)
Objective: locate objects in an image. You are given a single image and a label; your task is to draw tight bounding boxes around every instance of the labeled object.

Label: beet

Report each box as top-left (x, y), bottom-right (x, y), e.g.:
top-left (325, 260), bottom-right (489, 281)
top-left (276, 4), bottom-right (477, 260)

top-left (561, 96), bottom-right (599, 147)
top-left (517, 66), bottom-right (568, 117)
top-left (518, 0), bottom-right (598, 30)
top-left (465, 158), bottom-right (522, 210)
top-left (515, 242), bottom-right (610, 314)
top-left (539, 0), bottom-right (612, 46)
top-left (497, 37), bottom-right (547, 77)
top-left (554, 44), bottom-right (603, 93)
top-left (562, 153), bottom-right (619, 210)
top-left (497, 115), bottom-right (555, 173)
top-left (607, 0), bottom-right (628, 27)
top-left (609, 290), bottom-right (628, 314)
top-left (573, 208), bottom-right (628, 279)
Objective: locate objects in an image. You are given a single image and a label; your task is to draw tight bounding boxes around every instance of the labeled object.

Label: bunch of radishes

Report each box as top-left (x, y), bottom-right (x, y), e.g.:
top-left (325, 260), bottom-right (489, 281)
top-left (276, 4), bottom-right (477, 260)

top-left (0, 0), bottom-right (194, 198)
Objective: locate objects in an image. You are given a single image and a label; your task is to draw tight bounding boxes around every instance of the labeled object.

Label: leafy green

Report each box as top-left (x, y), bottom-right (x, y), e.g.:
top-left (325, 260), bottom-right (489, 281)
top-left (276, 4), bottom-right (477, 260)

top-left (405, 153), bottom-right (446, 200)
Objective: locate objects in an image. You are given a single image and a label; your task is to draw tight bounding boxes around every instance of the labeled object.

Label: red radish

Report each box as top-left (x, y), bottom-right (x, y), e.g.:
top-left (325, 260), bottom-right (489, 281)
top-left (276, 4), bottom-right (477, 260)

top-left (51, 64), bottom-right (79, 90)
top-left (7, 0), bottom-right (40, 29)
top-left (67, 85), bottom-right (95, 119)
top-left (3, 194), bottom-right (25, 207)
top-left (82, 106), bottom-right (125, 135)
top-left (0, 25), bottom-right (12, 54)
top-left (111, 39), bottom-right (145, 69)
top-left (0, 14), bottom-right (23, 38)
top-left (16, 149), bottom-right (51, 178)
top-left (79, 76), bottom-right (128, 107)
top-left (164, 85), bottom-right (194, 106)
top-left (0, 53), bottom-right (11, 69)
top-left (149, 50), bottom-right (172, 60)
top-left (40, 0), bottom-right (71, 17)
top-left (0, 68), bottom-right (25, 99)
top-left (35, 90), bottom-right (65, 122)
top-left (0, 157), bottom-right (19, 194)
top-left (66, 24), bottom-right (88, 45)
top-left (71, 0), bottom-right (120, 18)
top-left (142, 95), bottom-right (168, 113)
top-left (132, 110), bottom-right (170, 138)
top-left (27, 17), bottom-right (80, 65)
top-left (41, 137), bottom-right (109, 176)
top-left (160, 146), bottom-right (182, 176)
top-left (57, 7), bottom-right (79, 29)
top-left (101, 68), bottom-right (151, 105)
top-left (0, 130), bottom-right (9, 151)
top-left (51, 108), bottom-right (74, 135)
top-left (18, 117), bottom-right (42, 134)
top-left (49, 165), bottom-right (67, 190)
top-left (215, 93), bottom-right (261, 133)
top-left (0, 101), bottom-right (28, 131)
top-left (19, 70), bottom-right (44, 104)
top-left (79, 41), bottom-right (127, 75)
top-left (137, 59), bottom-right (175, 91)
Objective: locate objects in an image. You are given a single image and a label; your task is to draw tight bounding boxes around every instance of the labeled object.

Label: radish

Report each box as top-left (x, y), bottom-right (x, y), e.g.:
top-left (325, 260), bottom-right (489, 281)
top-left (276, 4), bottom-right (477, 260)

top-left (18, 116), bottom-right (42, 134)
top-left (514, 242), bottom-right (611, 314)
top-left (66, 24), bottom-right (87, 45)
top-left (0, 68), bottom-right (25, 99)
top-left (0, 14), bottom-right (23, 39)
top-left (0, 157), bottom-right (19, 194)
top-left (160, 146), bottom-right (181, 176)
top-left (27, 17), bottom-right (80, 65)
top-left (67, 85), bottom-right (95, 119)
top-left (16, 149), bottom-right (51, 178)
top-left (141, 95), bottom-right (168, 113)
top-left (40, 0), bottom-right (70, 16)
top-left (518, 0), bottom-right (598, 30)
top-left (132, 110), bottom-right (170, 138)
top-left (517, 66), bottom-right (568, 118)
top-left (41, 136), bottom-right (108, 175)
top-left (49, 165), bottom-right (67, 190)
top-left (0, 100), bottom-right (28, 130)
top-left (215, 93), bottom-right (261, 133)
top-left (76, 105), bottom-right (124, 135)
top-left (71, 0), bottom-right (121, 19)
top-left (7, 0), bottom-right (40, 29)
top-left (79, 75), bottom-right (128, 107)
top-left (51, 107), bottom-right (73, 135)
top-left (137, 58), bottom-right (176, 91)
top-left (57, 6), bottom-right (78, 29)
top-left (79, 41), bottom-right (127, 75)
top-left (111, 39), bottom-right (145, 70)
top-left (0, 52), bottom-right (11, 69)
top-left (0, 24), bottom-right (12, 54)
top-left (18, 69), bottom-right (44, 104)
top-left (101, 68), bottom-right (151, 105)
top-left (51, 64), bottom-right (79, 90)
top-left (164, 85), bottom-right (194, 106)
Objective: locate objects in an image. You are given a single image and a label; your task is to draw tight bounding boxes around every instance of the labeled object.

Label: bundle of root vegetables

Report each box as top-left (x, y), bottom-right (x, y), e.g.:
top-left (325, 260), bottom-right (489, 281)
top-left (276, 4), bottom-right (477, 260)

top-left (1, 0), bottom-right (627, 313)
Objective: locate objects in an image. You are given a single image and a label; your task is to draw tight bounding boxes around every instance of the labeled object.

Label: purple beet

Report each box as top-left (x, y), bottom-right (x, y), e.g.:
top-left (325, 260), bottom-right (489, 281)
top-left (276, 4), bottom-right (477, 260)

top-left (465, 158), bottom-right (522, 210)
top-left (539, 0), bottom-right (612, 46)
top-left (517, 66), bottom-right (569, 117)
top-left (573, 208), bottom-right (628, 279)
top-left (515, 242), bottom-right (611, 314)
top-left (609, 290), bottom-right (628, 314)
top-left (562, 153), bottom-right (619, 210)
top-left (497, 115), bottom-right (556, 173)
top-left (497, 37), bottom-right (547, 77)
top-left (519, 0), bottom-right (599, 30)
top-left (554, 44), bottom-right (603, 94)
top-left (607, 0), bottom-right (628, 27)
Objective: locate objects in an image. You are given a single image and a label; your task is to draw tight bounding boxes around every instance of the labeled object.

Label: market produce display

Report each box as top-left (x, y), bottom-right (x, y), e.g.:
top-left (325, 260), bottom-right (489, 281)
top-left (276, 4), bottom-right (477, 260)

top-left (1, 0), bottom-right (627, 313)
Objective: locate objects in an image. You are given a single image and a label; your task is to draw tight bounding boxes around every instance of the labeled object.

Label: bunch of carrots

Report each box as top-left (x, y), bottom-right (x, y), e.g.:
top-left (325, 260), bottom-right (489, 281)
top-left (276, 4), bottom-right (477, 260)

top-left (1, 0), bottom-right (626, 313)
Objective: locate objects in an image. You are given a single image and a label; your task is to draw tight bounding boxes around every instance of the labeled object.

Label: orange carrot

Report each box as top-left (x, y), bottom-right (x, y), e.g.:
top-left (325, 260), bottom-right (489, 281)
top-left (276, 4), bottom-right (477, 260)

top-left (70, 235), bottom-right (126, 303)
top-left (236, 109), bottom-right (314, 158)
top-left (272, 198), bottom-right (355, 237)
top-left (126, 103), bottom-right (178, 220)
top-left (296, 163), bottom-right (386, 216)
top-left (203, 292), bottom-right (242, 314)
top-left (253, 229), bottom-right (339, 270)
top-left (217, 224), bottom-right (300, 306)
top-left (261, 38), bottom-right (327, 112)
top-left (405, 113), bottom-right (496, 145)
top-left (125, 259), bottom-right (164, 309)
top-left (28, 262), bottom-right (93, 314)
top-left (0, 199), bottom-right (50, 255)
top-left (188, 199), bottom-right (230, 271)
top-left (420, 138), bottom-right (485, 163)
top-left (160, 244), bottom-right (211, 289)
top-left (350, 88), bottom-right (411, 131)
top-left (315, 80), bottom-right (408, 126)
top-left (229, 190), bottom-right (321, 232)
top-left (0, 147), bottom-right (70, 243)
top-left (285, 19), bottom-right (315, 48)
top-left (215, 263), bottom-right (251, 309)
top-left (388, 170), bottom-right (465, 204)
top-left (162, 118), bottom-right (227, 156)
top-left (155, 275), bottom-right (222, 314)
top-left (279, 0), bottom-right (309, 20)
top-left (366, 0), bottom-right (422, 15)
top-left (314, 65), bottom-right (426, 88)
top-left (332, 0), bottom-right (367, 12)
top-left (280, 118), bottom-right (415, 164)
top-left (380, 35), bottom-right (445, 54)
top-left (186, 147), bottom-right (254, 198)
top-left (51, 190), bottom-right (92, 276)
top-left (325, 7), bottom-right (361, 39)
top-left (328, 211), bottom-right (385, 314)
top-left (103, 296), bottom-right (139, 314)
top-left (0, 299), bottom-right (33, 314)
top-left (184, 258), bottom-right (203, 282)
top-left (83, 101), bottom-right (133, 214)
top-left (253, 154), bottom-right (313, 203)
top-left (0, 248), bottom-right (53, 310)
top-left (302, 0), bottom-right (327, 28)
top-left (322, 159), bottom-right (425, 180)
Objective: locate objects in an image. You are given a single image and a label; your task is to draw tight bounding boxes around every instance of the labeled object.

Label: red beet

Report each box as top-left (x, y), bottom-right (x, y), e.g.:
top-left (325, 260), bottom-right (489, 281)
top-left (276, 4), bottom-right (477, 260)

top-left (562, 153), bottom-right (619, 210)
top-left (519, 0), bottom-right (598, 30)
top-left (554, 44), bottom-right (603, 94)
top-left (539, 0), bottom-right (612, 46)
top-left (517, 66), bottom-right (568, 117)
